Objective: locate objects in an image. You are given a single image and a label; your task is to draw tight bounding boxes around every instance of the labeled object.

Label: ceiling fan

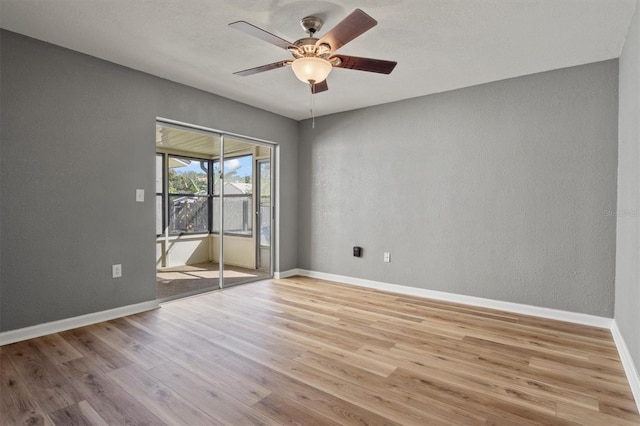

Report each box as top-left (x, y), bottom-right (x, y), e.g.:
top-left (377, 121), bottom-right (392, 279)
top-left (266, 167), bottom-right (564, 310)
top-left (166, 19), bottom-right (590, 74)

top-left (229, 9), bottom-right (397, 94)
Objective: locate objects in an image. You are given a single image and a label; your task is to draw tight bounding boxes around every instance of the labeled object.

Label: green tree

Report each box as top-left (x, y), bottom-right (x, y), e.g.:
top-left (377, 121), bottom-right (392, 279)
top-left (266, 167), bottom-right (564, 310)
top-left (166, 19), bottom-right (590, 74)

top-left (168, 169), bottom-right (207, 194)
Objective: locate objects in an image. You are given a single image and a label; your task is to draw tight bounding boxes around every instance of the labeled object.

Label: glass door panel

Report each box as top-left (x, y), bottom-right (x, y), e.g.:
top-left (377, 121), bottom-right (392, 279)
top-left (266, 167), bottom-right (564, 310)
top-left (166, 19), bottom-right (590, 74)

top-left (156, 123), bottom-right (221, 299)
top-left (257, 158), bottom-right (271, 272)
top-left (220, 137), bottom-right (272, 287)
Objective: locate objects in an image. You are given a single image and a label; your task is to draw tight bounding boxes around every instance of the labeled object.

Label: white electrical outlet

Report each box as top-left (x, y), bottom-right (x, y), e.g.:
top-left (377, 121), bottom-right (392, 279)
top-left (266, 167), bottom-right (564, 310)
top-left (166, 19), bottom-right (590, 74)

top-left (135, 189), bottom-right (145, 202)
top-left (112, 264), bottom-right (122, 278)
top-left (384, 252), bottom-right (391, 263)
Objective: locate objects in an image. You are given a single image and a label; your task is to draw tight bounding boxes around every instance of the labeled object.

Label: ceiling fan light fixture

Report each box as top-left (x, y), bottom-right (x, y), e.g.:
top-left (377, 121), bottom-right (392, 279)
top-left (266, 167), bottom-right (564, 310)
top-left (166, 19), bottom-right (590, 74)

top-left (291, 57), bottom-right (332, 84)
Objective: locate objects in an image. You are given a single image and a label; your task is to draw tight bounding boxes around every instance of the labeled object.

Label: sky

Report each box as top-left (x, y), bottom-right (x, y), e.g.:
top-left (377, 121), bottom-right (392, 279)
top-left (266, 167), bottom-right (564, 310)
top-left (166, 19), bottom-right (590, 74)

top-left (173, 155), bottom-right (252, 180)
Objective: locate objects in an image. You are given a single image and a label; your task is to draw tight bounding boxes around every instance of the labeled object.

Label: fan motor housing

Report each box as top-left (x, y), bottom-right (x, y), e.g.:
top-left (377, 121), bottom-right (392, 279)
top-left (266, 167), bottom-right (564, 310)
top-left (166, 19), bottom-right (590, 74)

top-left (290, 38), bottom-right (331, 59)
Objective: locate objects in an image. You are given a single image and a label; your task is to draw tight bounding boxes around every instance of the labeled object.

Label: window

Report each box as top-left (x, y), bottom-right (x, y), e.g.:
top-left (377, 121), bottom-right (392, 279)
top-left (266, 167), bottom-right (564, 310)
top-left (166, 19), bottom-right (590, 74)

top-left (167, 156), bottom-right (209, 235)
top-left (157, 153), bottom-right (255, 237)
top-left (212, 155), bottom-right (253, 236)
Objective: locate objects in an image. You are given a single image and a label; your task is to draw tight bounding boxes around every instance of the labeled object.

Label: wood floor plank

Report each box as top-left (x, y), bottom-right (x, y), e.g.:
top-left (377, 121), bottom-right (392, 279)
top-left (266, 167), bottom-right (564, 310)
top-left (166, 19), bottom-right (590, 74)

top-left (107, 363), bottom-right (220, 425)
top-left (394, 296), bottom-right (615, 352)
top-left (386, 335), bottom-right (567, 414)
top-left (130, 312), bottom-right (231, 359)
top-left (1, 276), bottom-right (638, 425)
top-left (278, 329), bottom-right (397, 377)
top-left (47, 403), bottom-right (91, 426)
top-left (557, 401), bottom-right (640, 426)
top-left (217, 354), bottom-right (404, 426)
top-left (55, 357), bottom-right (164, 425)
top-left (292, 350), bottom-right (486, 425)
top-left (75, 400), bottom-right (109, 426)
top-left (314, 322), bottom-right (397, 349)
top-left (529, 356), bottom-right (630, 385)
top-left (145, 361), bottom-right (275, 425)
top-left (145, 338), bottom-right (271, 405)
top-left (359, 342), bottom-right (601, 413)
top-left (293, 350), bottom-right (389, 387)
top-left (2, 340), bottom-right (82, 413)
top-left (197, 314), bottom-right (312, 358)
top-left (103, 316), bottom-right (158, 345)
top-left (58, 328), bottom-right (132, 373)
top-left (385, 366), bottom-right (583, 426)
top-left (31, 334), bottom-right (83, 365)
top-left (598, 398), bottom-right (640, 424)
top-left (83, 322), bottom-right (168, 370)
top-left (236, 293), bottom-right (343, 327)
top-left (461, 335), bottom-right (635, 401)
top-left (47, 400), bottom-right (108, 426)
top-left (256, 316), bottom-right (349, 352)
top-left (251, 392), bottom-right (343, 426)
top-left (1, 352), bottom-right (53, 426)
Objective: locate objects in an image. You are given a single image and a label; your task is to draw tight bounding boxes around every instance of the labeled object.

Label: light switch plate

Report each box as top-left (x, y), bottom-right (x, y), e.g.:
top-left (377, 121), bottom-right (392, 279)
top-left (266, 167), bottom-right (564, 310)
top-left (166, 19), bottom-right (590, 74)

top-left (135, 189), bottom-right (144, 202)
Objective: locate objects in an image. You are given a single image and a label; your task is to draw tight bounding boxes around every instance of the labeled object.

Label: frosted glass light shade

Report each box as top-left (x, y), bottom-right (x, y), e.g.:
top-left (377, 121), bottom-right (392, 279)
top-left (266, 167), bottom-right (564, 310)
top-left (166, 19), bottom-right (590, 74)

top-left (291, 57), bottom-right (332, 84)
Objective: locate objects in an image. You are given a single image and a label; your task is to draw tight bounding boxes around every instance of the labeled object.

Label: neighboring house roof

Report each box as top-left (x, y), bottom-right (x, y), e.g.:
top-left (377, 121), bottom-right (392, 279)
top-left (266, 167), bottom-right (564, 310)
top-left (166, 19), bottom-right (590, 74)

top-left (225, 182), bottom-right (251, 195)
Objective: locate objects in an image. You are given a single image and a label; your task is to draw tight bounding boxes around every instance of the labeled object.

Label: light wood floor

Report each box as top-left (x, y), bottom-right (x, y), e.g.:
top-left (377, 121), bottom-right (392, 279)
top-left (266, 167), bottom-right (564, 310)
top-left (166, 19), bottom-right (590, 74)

top-left (2, 276), bottom-right (639, 425)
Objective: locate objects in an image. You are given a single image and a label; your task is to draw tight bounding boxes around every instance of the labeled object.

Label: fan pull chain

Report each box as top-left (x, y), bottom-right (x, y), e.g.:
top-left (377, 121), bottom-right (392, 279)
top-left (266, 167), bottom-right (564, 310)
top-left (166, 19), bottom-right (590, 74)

top-left (310, 82), bottom-right (316, 129)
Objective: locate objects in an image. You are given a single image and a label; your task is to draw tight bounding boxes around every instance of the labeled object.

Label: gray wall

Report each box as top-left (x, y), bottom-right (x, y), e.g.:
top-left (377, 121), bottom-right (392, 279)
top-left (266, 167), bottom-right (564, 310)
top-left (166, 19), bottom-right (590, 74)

top-left (617, 3), bottom-right (640, 372)
top-left (0, 27), bottom-right (626, 333)
top-left (0, 30), bottom-right (298, 332)
top-left (0, 29), bottom-right (3, 333)
top-left (298, 60), bottom-right (619, 317)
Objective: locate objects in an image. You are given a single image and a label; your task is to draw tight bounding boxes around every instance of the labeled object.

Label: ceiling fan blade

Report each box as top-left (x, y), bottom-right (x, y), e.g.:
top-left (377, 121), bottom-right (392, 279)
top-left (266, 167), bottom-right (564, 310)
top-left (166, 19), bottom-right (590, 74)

top-left (229, 21), bottom-right (294, 50)
top-left (332, 55), bottom-right (397, 74)
top-left (233, 60), bottom-right (290, 77)
top-left (317, 9), bottom-right (377, 52)
top-left (311, 80), bottom-right (328, 94)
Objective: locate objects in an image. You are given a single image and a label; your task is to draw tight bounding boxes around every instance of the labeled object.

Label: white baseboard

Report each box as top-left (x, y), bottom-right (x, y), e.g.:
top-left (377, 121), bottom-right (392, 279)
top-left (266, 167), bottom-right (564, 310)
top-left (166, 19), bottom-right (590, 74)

top-left (0, 300), bottom-right (160, 346)
top-left (294, 269), bottom-right (613, 329)
top-left (611, 321), bottom-right (640, 411)
top-left (274, 269), bottom-right (302, 279)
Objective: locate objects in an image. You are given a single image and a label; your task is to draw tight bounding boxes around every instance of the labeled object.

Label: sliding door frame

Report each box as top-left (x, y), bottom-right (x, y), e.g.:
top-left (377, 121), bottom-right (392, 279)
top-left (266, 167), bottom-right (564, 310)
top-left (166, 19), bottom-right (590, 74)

top-left (156, 117), bottom-right (276, 288)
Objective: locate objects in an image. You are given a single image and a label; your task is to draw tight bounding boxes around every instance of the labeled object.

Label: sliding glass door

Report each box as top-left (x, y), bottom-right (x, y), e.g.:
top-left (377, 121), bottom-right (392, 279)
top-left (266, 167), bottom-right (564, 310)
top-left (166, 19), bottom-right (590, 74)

top-left (155, 121), bottom-right (274, 299)
top-left (218, 136), bottom-right (273, 288)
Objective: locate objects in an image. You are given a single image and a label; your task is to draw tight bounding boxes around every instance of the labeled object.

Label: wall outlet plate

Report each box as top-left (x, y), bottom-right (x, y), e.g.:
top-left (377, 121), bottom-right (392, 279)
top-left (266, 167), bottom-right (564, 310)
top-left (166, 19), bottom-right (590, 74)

top-left (135, 189), bottom-right (144, 202)
top-left (112, 264), bottom-right (122, 278)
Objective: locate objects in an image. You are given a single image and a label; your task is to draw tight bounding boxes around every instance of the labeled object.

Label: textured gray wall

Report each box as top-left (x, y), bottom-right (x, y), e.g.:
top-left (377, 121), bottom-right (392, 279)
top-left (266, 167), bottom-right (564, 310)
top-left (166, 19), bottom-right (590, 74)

top-left (0, 30), bottom-right (298, 331)
top-left (617, 4), bottom-right (640, 371)
top-left (0, 28), bottom-right (3, 333)
top-left (298, 60), bottom-right (618, 317)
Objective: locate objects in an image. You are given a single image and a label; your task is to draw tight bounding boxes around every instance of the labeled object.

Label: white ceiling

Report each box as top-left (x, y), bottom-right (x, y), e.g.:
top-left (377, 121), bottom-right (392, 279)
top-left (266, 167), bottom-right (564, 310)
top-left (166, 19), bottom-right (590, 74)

top-left (1, 0), bottom-right (637, 121)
